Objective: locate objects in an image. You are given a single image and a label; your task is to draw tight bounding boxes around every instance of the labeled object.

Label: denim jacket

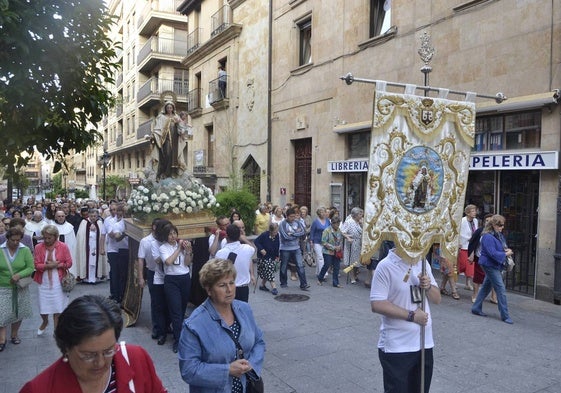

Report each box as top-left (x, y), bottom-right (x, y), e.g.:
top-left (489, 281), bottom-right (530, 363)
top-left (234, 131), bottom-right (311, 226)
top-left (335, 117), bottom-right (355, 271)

top-left (479, 231), bottom-right (507, 270)
top-left (179, 298), bottom-right (266, 393)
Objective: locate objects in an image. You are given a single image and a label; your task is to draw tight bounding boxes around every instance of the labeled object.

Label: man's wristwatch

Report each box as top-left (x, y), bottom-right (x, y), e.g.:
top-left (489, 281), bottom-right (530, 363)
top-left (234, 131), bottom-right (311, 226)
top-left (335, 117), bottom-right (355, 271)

top-left (407, 310), bottom-right (415, 322)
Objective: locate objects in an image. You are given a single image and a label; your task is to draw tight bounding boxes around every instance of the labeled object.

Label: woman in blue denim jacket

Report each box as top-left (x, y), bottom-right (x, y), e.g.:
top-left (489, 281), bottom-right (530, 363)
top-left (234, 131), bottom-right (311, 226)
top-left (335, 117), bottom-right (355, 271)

top-left (471, 214), bottom-right (514, 324)
top-left (179, 258), bottom-right (266, 392)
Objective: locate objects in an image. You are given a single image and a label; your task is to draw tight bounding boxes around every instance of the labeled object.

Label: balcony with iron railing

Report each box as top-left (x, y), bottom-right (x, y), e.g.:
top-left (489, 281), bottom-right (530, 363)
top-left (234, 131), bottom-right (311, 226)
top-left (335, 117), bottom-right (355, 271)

top-left (116, 72), bottom-right (123, 88)
top-left (183, 5), bottom-right (242, 67)
top-left (137, 77), bottom-right (189, 109)
top-left (211, 5), bottom-right (232, 37)
top-left (187, 88), bottom-right (203, 118)
top-left (137, 119), bottom-right (153, 140)
top-left (187, 28), bottom-right (202, 55)
top-left (138, 36), bottom-right (188, 73)
top-left (208, 76), bottom-right (229, 110)
top-left (137, 0), bottom-right (186, 36)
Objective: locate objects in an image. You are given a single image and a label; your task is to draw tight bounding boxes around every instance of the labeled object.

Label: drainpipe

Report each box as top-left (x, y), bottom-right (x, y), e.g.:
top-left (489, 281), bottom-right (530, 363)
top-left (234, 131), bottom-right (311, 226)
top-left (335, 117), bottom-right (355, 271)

top-left (554, 177), bottom-right (561, 305)
top-left (266, 0), bottom-right (273, 202)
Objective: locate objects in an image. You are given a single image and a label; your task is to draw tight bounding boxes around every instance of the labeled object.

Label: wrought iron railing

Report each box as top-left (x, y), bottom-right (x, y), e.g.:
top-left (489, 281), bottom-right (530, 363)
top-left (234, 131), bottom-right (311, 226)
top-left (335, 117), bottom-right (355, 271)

top-left (211, 4), bottom-right (232, 37)
top-left (208, 76), bottom-right (228, 104)
top-left (138, 36), bottom-right (188, 64)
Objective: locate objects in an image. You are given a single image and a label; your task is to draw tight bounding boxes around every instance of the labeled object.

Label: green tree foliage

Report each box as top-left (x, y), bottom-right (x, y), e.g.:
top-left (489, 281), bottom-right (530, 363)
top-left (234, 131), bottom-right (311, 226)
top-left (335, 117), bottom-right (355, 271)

top-left (103, 175), bottom-right (127, 201)
top-left (212, 190), bottom-right (258, 235)
top-left (0, 0), bottom-right (120, 175)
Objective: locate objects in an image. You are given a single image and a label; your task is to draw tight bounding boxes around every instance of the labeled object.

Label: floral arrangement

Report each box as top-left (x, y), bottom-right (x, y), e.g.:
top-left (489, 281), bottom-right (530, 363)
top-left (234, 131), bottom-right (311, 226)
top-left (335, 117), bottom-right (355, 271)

top-left (127, 168), bottom-right (219, 221)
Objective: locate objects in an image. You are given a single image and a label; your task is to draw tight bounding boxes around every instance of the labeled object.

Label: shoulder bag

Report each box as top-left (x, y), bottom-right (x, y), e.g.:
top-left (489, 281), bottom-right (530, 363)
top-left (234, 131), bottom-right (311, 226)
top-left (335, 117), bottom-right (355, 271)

top-left (61, 269), bottom-right (76, 292)
top-left (1, 249), bottom-right (33, 289)
top-left (224, 328), bottom-right (264, 393)
top-left (120, 341), bottom-right (136, 392)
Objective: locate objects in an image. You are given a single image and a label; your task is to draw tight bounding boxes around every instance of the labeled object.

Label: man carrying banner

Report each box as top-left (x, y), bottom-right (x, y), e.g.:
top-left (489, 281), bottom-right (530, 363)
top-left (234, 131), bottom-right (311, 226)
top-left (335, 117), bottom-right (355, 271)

top-left (358, 82), bottom-right (479, 392)
top-left (370, 248), bottom-right (441, 392)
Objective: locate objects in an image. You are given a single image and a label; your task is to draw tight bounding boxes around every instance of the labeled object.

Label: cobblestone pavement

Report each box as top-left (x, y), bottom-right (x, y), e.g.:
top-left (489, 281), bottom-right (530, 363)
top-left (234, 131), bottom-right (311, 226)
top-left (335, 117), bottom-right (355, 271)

top-left (3, 266), bottom-right (561, 393)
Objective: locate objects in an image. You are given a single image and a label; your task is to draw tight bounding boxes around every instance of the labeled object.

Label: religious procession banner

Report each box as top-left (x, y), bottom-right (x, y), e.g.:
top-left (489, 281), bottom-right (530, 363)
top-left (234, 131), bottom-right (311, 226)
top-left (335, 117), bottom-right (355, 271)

top-left (360, 87), bottom-right (476, 264)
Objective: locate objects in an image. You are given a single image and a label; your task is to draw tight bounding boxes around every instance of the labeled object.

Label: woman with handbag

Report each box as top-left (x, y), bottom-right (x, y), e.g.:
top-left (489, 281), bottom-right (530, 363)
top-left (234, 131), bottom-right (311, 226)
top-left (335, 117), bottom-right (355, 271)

top-left (471, 214), bottom-right (514, 324)
top-left (0, 227), bottom-right (34, 351)
top-left (179, 258), bottom-right (265, 393)
top-left (317, 216), bottom-right (344, 288)
top-left (33, 225), bottom-right (73, 336)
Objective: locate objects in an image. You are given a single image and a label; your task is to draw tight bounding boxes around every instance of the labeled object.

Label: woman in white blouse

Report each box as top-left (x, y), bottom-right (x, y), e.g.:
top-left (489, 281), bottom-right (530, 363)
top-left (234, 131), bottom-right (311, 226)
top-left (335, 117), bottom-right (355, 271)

top-left (157, 223), bottom-right (193, 353)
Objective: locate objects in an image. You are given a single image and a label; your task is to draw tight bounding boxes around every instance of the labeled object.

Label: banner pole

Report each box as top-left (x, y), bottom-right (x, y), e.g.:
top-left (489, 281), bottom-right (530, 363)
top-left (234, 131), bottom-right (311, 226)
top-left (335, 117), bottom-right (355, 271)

top-left (339, 73), bottom-right (507, 103)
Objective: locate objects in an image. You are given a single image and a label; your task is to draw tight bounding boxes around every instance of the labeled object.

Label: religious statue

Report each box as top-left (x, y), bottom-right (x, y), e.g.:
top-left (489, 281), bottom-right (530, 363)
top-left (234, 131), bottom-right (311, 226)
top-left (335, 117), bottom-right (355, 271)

top-left (149, 100), bottom-right (188, 179)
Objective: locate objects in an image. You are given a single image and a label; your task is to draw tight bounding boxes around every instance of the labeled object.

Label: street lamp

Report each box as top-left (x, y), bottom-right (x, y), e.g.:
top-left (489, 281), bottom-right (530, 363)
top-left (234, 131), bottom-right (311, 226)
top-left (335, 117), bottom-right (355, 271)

top-left (100, 150), bottom-right (111, 201)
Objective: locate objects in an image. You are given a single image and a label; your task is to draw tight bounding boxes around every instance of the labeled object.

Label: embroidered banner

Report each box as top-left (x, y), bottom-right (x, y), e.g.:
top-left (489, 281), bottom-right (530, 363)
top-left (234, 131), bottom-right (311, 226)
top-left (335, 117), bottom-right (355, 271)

top-left (361, 90), bottom-right (475, 263)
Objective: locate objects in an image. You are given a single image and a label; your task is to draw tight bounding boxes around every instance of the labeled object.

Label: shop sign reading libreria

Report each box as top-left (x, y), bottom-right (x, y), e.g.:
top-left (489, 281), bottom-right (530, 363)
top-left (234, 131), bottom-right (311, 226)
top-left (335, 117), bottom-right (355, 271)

top-left (327, 151), bottom-right (558, 173)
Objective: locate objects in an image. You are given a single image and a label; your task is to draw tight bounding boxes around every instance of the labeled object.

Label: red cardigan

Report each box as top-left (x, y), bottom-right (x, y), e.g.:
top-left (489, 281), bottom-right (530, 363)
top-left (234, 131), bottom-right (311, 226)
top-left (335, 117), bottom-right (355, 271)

top-left (19, 344), bottom-right (167, 393)
top-left (33, 241), bottom-right (73, 285)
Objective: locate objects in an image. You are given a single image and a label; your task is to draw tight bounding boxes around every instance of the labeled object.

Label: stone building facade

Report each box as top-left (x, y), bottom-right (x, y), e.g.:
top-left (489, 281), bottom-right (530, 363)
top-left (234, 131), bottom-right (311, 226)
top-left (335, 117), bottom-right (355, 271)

top-left (269, 0), bottom-right (561, 301)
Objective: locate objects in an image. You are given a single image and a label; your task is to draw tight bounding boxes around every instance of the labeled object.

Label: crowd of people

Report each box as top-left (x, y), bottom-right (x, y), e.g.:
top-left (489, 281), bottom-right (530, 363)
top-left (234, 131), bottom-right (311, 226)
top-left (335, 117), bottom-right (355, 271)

top-left (0, 194), bottom-right (517, 392)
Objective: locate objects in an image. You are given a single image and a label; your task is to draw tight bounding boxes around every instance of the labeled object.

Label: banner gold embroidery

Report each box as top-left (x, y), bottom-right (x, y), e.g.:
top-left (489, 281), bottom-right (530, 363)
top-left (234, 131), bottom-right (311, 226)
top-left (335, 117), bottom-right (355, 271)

top-left (361, 91), bottom-right (475, 264)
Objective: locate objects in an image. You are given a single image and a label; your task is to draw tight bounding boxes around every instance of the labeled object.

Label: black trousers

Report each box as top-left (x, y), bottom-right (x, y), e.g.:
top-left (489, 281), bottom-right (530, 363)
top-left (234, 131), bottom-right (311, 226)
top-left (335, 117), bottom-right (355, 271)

top-left (378, 348), bottom-right (433, 393)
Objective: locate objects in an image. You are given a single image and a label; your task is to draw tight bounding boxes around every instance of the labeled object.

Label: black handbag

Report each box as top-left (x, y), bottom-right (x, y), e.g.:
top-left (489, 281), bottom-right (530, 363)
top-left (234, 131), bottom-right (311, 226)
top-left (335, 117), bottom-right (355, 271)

top-left (224, 329), bottom-right (264, 393)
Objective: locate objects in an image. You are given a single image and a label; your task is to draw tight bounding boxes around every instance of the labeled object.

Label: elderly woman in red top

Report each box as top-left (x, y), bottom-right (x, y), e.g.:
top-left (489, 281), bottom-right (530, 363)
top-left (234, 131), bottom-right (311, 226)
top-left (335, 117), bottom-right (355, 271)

top-left (20, 295), bottom-right (167, 393)
top-left (33, 224), bottom-right (73, 336)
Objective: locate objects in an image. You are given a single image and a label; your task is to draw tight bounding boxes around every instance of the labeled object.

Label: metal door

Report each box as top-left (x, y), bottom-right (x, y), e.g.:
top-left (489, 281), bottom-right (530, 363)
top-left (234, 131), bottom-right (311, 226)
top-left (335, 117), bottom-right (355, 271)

top-left (500, 170), bottom-right (539, 295)
top-left (294, 138), bottom-right (312, 208)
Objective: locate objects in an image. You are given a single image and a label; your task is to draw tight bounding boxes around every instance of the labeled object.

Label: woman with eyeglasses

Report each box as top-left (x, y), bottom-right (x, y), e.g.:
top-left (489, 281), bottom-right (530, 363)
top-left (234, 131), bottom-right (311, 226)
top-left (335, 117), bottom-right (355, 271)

top-left (20, 295), bottom-right (167, 392)
top-left (471, 214), bottom-right (514, 324)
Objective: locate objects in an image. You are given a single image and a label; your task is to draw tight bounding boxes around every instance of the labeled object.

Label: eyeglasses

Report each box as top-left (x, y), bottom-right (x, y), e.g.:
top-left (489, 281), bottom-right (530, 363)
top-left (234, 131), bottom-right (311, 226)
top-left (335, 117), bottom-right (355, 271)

top-left (496, 223), bottom-right (505, 227)
top-left (75, 344), bottom-right (119, 363)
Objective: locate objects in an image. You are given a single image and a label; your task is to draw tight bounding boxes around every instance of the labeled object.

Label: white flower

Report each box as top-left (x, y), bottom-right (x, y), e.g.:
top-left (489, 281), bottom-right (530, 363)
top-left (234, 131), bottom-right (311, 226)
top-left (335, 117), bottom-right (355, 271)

top-left (186, 206), bottom-right (193, 213)
top-left (172, 207), bottom-right (180, 214)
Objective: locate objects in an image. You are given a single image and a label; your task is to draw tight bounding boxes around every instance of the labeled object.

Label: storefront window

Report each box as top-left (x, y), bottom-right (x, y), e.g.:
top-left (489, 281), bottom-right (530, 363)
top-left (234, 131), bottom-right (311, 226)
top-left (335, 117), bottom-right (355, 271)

top-left (474, 110), bottom-right (541, 152)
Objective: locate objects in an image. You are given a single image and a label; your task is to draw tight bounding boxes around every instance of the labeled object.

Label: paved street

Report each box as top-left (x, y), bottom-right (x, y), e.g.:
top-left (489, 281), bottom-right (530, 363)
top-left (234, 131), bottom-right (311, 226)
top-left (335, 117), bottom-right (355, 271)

top-left (2, 265), bottom-right (561, 393)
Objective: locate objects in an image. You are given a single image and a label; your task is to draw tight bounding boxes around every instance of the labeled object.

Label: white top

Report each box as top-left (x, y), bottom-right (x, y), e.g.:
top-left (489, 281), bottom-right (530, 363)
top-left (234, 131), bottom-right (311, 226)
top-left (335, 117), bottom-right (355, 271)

top-left (159, 242), bottom-right (190, 276)
top-left (105, 216), bottom-right (128, 252)
top-left (216, 241), bottom-right (254, 287)
top-left (370, 249), bottom-right (437, 353)
top-left (150, 238), bottom-right (165, 285)
top-left (459, 216), bottom-right (479, 249)
top-left (138, 233), bottom-right (157, 271)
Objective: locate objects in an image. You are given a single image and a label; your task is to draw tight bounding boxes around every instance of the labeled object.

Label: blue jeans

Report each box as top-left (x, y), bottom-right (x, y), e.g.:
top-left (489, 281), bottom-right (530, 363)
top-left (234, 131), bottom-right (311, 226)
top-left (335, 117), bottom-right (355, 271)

top-left (472, 265), bottom-right (510, 321)
top-left (318, 253), bottom-right (340, 286)
top-left (164, 274), bottom-right (191, 343)
top-left (280, 249), bottom-right (307, 288)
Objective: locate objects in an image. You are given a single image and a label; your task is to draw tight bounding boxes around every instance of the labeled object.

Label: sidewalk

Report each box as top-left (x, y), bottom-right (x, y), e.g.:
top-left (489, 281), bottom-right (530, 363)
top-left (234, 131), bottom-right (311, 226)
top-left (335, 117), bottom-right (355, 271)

top-left (2, 265), bottom-right (561, 392)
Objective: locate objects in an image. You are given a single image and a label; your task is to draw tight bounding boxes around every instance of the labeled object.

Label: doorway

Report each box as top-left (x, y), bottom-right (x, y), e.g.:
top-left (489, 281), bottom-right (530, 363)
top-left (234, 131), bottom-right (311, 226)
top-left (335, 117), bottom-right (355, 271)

top-left (466, 170), bottom-right (538, 295)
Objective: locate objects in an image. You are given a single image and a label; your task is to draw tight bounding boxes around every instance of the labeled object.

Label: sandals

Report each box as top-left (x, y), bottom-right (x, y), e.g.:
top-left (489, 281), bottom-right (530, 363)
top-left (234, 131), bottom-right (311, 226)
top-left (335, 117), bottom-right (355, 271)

top-left (11, 337), bottom-right (21, 345)
top-left (451, 291), bottom-right (460, 300)
top-left (440, 288), bottom-right (450, 296)
top-left (258, 286), bottom-right (270, 292)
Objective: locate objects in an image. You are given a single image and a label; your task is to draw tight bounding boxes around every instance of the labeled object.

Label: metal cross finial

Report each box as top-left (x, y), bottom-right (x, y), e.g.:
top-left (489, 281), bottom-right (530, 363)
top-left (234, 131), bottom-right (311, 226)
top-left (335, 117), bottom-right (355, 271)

top-left (418, 32), bottom-right (435, 67)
